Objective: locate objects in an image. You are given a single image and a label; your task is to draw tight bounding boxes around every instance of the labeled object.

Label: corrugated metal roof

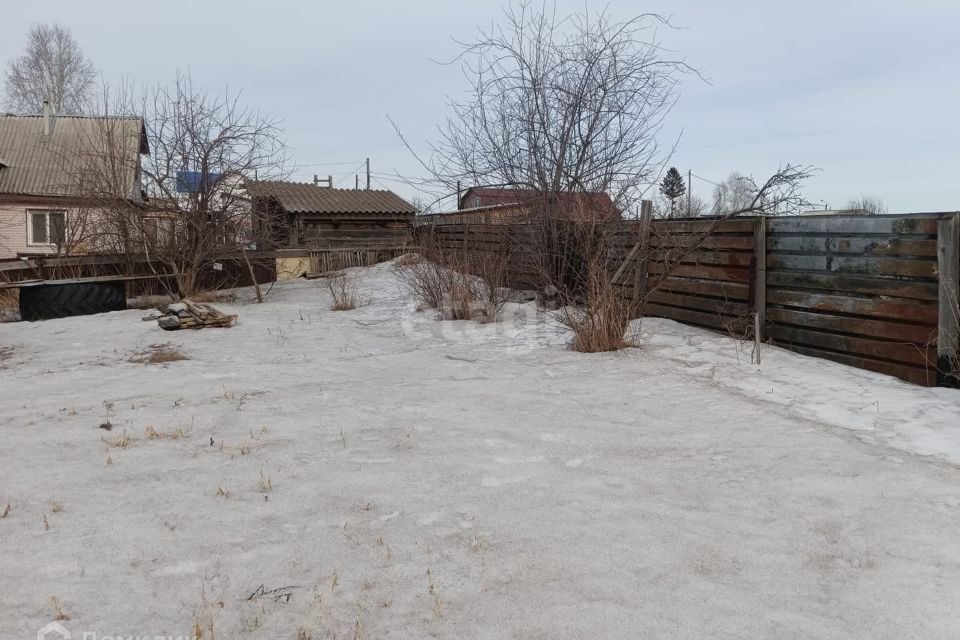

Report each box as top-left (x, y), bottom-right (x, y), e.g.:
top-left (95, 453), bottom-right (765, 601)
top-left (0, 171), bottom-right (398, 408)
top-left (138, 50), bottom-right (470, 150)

top-left (459, 186), bottom-right (616, 213)
top-left (247, 180), bottom-right (415, 215)
top-left (0, 114), bottom-right (148, 199)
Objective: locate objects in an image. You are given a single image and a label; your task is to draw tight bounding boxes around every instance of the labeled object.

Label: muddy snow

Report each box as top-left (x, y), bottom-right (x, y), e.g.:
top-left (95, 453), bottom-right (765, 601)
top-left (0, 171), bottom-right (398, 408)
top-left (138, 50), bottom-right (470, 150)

top-left (2, 261), bottom-right (959, 639)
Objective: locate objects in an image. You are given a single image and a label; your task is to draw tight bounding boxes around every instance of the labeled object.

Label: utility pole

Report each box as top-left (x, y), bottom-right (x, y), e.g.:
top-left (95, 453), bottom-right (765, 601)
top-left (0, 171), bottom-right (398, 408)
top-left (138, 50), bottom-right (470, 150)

top-left (365, 158), bottom-right (370, 190)
top-left (687, 169), bottom-right (692, 217)
top-left (355, 175), bottom-right (359, 190)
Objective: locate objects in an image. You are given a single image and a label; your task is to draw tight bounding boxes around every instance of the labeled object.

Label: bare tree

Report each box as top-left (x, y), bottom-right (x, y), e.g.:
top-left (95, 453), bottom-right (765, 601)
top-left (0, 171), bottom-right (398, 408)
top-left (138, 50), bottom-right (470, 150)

top-left (843, 194), bottom-right (887, 215)
top-left (652, 192), bottom-right (709, 218)
top-left (78, 74), bottom-right (289, 297)
top-left (401, 2), bottom-right (812, 350)
top-left (418, 2), bottom-right (692, 212)
top-left (4, 23), bottom-right (96, 114)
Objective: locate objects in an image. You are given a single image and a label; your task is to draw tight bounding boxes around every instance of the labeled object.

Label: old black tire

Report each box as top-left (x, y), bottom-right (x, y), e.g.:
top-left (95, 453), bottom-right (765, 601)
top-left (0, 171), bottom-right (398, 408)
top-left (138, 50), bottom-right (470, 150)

top-left (19, 282), bottom-right (127, 321)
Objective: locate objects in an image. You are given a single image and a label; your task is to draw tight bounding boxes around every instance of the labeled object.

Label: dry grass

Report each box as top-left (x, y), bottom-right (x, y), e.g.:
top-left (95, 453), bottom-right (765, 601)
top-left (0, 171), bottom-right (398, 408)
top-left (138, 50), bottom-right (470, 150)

top-left (427, 569), bottom-right (443, 620)
top-left (327, 272), bottom-right (360, 311)
top-left (1, 501), bottom-right (10, 518)
top-left (393, 253), bottom-right (422, 267)
top-left (130, 343), bottom-right (189, 364)
top-left (258, 470), bottom-right (273, 493)
top-left (126, 294), bottom-right (176, 310)
top-left (191, 290), bottom-right (237, 304)
top-left (146, 424), bottom-right (191, 440)
top-left (0, 288), bottom-right (19, 317)
top-left (216, 487), bottom-right (230, 499)
top-left (103, 430), bottom-right (137, 449)
top-left (49, 501), bottom-right (64, 513)
top-left (556, 260), bottom-right (636, 353)
top-left (49, 596), bottom-right (70, 621)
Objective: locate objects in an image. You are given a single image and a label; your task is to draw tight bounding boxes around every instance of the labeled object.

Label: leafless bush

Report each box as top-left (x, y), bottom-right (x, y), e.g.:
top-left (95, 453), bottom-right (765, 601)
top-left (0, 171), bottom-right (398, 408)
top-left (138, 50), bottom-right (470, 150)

top-left (394, 253), bottom-right (446, 310)
top-left (395, 244), bottom-right (508, 322)
top-left (327, 272), bottom-right (359, 311)
top-left (556, 259), bottom-right (636, 352)
top-left (943, 286), bottom-right (959, 383)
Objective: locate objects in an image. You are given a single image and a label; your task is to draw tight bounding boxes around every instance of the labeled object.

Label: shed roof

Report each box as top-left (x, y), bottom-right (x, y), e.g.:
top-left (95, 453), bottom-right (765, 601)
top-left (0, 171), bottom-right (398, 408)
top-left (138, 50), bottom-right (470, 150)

top-left (0, 114), bottom-right (148, 199)
top-left (247, 180), bottom-right (415, 215)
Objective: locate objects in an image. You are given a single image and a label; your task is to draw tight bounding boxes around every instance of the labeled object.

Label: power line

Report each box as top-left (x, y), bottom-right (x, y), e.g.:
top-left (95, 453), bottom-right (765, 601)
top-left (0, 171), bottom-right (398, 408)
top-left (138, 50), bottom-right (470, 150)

top-left (293, 161), bottom-right (365, 168)
top-left (690, 172), bottom-right (722, 188)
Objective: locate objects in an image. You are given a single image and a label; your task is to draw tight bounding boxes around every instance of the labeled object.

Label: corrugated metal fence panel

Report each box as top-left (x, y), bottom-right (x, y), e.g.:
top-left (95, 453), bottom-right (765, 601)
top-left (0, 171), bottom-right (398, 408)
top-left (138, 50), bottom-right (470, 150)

top-left (765, 215), bottom-right (940, 385)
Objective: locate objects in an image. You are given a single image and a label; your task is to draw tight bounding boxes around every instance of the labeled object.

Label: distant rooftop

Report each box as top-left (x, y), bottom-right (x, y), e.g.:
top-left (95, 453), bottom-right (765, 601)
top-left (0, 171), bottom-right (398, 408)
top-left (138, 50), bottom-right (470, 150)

top-left (247, 180), bottom-right (415, 216)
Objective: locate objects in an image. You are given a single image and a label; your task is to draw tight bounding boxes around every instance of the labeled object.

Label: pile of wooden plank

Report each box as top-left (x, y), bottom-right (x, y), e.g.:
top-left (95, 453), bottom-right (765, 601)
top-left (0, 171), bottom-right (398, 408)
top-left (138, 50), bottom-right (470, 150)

top-left (152, 299), bottom-right (237, 330)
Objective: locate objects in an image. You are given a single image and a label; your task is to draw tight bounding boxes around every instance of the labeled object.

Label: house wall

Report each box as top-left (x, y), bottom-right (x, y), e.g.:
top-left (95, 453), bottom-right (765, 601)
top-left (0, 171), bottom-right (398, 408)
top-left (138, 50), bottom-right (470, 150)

top-left (0, 204), bottom-right (70, 258)
top-left (0, 202), bottom-right (123, 259)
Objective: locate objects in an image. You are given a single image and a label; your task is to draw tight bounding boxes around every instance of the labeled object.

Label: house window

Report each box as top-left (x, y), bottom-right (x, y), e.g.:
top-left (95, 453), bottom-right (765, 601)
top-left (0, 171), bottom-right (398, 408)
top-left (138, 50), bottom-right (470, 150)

top-left (28, 210), bottom-right (67, 246)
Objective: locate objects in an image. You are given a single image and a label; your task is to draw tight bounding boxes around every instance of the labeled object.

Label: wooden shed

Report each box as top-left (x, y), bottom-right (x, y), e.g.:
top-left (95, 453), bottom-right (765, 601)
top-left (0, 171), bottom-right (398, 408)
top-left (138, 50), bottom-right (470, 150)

top-left (247, 180), bottom-right (415, 250)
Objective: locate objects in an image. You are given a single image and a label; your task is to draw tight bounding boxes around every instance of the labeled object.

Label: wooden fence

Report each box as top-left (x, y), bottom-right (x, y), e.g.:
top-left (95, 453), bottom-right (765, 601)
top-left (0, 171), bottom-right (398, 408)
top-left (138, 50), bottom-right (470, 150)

top-left (0, 252), bottom-right (277, 297)
top-left (416, 212), bottom-right (960, 387)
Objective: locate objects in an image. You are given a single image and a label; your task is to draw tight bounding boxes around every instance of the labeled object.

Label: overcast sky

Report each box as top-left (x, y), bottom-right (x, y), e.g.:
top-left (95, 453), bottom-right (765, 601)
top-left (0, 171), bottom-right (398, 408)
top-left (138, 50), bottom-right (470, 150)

top-left (2, 0), bottom-right (958, 213)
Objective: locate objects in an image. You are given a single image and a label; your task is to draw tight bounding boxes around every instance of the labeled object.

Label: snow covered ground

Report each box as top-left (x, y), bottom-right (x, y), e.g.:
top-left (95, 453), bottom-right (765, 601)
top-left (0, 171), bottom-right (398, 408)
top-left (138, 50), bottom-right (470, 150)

top-left (1, 260), bottom-right (959, 639)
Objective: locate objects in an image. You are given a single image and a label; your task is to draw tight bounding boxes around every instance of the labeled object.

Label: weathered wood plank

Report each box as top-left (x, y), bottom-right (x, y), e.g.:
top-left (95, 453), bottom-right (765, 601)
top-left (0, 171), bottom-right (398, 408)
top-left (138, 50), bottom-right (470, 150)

top-left (646, 291), bottom-right (749, 316)
top-left (776, 343), bottom-right (935, 386)
top-left (649, 276), bottom-right (751, 301)
top-left (768, 216), bottom-right (938, 236)
top-left (767, 325), bottom-right (935, 367)
top-left (765, 271), bottom-right (939, 301)
top-left (766, 254), bottom-right (937, 278)
top-left (767, 236), bottom-right (937, 257)
top-left (643, 234), bottom-right (756, 251)
top-left (937, 214), bottom-right (960, 384)
top-left (650, 219), bottom-right (758, 234)
top-left (767, 307), bottom-right (937, 345)
top-left (649, 250), bottom-right (754, 267)
top-left (647, 262), bottom-right (752, 283)
top-left (754, 218), bottom-right (766, 331)
top-left (643, 302), bottom-right (748, 331)
top-left (767, 289), bottom-right (938, 324)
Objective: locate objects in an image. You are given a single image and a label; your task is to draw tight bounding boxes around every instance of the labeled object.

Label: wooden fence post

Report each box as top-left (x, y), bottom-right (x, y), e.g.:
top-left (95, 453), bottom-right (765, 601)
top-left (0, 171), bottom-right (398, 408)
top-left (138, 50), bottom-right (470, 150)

top-left (753, 216), bottom-right (767, 340)
top-left (631, 201), bottom-right (654, 308)
top-left (937, 213), bottom-right (959, 385)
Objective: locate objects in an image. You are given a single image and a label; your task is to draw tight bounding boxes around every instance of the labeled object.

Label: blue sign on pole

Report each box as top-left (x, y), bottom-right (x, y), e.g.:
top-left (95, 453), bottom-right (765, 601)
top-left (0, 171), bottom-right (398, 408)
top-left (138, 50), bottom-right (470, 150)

top-left (176, 171), bottom-right (221, 193)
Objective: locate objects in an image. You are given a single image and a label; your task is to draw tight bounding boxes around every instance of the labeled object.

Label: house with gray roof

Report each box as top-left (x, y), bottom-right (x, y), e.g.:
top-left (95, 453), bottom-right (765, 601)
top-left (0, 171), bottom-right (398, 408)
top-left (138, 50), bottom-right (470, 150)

top-left (0, 104), bottom-right (149, 258)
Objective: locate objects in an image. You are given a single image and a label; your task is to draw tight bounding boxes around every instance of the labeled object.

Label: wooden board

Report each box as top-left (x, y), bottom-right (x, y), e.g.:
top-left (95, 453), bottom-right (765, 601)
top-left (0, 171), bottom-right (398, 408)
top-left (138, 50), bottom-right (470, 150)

top-left (768, 216), bottom-right (938, 236)
top-left (767, 324), bottom-right (935, 367)
top-left (767, 289), bottom-right (938, 324)
top-left (649, 276), bottom-right (751, 301)
top-left (766, 307), bottom-right (936, 344)
top-left (768, 236), bottom-right (937, 257)
top-left (775, 343), bottom-right (935, 387)
top-left (766, 254), bottom-right (937, 278)
top-left (765, 271), bottom-right (939, 301)
top-left (646, 291), bottom-right (749, 316)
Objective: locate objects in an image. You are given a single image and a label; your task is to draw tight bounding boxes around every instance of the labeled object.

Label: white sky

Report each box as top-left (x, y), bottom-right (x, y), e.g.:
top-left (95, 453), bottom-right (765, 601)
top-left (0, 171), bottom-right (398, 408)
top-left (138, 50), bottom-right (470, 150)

top-left (2, 0), bottom-right (958, 213)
